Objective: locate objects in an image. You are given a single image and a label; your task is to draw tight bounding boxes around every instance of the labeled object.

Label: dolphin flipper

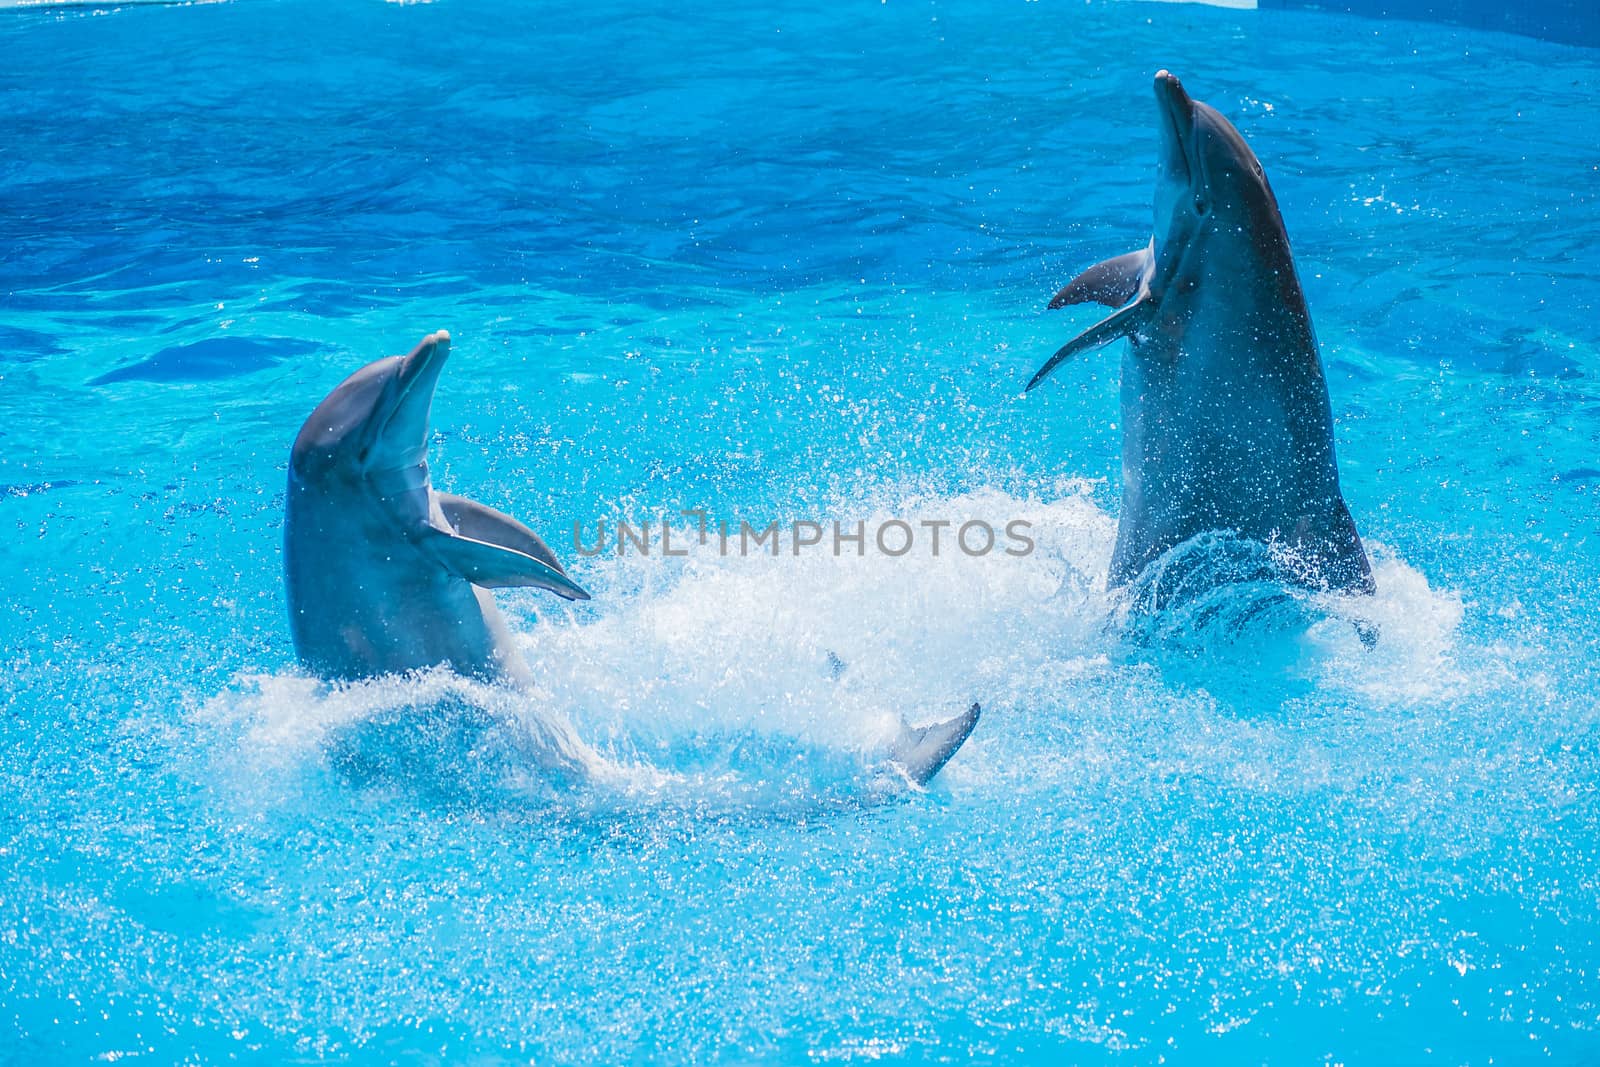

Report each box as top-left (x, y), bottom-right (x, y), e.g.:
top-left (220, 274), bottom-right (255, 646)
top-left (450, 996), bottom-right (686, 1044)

top-left (1048, 244), bottom-right (1153, 309)
top-left (1026, 297), bottom-right (1154, 392)
top-left (419, 526), bottom-right (591, 601)
top-left (436, 492), bottom-right (566, 573)
top-left (889, 703), bottom-right (981, 786)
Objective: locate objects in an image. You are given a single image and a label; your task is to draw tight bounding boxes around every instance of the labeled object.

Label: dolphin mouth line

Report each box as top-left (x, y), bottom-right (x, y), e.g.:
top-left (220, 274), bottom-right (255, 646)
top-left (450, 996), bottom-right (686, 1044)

top-left (375, 332), bottom-right (450, 457)
top-left (1155, 71), bottom-right (1197, 187)
top-left (393, 333), bottom-right (448, 414)
top-left (1149, 71), bottom-right (1211, 305)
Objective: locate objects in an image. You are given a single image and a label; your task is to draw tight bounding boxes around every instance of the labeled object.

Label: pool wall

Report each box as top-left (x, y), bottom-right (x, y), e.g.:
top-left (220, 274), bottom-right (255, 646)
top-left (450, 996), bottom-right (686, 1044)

top-left (1258, 0), bottom-right (1598, 46)
top-left (3, 0), bottom-right (1594, 47)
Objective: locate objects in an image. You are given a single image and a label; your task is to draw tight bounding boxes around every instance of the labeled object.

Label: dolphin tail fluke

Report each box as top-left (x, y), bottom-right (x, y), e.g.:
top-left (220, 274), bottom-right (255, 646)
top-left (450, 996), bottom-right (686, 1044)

top-left (1027, 297), bottom-right (1154, 392)
top-left (889, 703), bottom-right (981, 786)
top-left (1048, 245), bottom-right (1153, 309)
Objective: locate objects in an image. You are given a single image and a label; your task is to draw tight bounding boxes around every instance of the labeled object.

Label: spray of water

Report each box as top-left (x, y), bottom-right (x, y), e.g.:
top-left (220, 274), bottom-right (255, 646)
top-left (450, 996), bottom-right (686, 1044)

top-left (196, 485), bottom-right (1463, 822)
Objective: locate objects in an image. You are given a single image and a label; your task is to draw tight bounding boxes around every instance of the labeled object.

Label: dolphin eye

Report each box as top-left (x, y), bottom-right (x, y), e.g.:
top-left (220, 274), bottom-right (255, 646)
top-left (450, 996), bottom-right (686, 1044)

top-left (1193, 195), bottom-right (1210, 216)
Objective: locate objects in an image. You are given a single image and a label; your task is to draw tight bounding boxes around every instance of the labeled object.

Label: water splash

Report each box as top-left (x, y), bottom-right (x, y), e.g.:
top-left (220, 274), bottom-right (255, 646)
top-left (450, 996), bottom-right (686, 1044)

top-left (196, 488), bottom-right (1468, 821)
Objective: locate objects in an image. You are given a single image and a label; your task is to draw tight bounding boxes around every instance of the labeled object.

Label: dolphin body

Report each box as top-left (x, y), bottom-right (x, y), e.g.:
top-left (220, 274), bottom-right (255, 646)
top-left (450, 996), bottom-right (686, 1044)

top-left (1028, 71), bottom-right (1373, 597)
top-left (284, 331), bottom-right (977, 786)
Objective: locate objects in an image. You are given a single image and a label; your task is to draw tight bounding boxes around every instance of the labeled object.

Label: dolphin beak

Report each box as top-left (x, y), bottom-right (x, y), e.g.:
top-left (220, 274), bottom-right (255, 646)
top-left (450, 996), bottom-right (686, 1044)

top-left (378, 330), bottom-right (452, 460)
top-left (1154, 69), bottom-right (1195, 179)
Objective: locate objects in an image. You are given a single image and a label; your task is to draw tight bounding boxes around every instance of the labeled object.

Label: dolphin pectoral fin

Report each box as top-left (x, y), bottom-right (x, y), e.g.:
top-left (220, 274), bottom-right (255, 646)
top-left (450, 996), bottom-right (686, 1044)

top-left (1026, 297), bottom-right (1153, 392)
top-left (889, 703), bottom-right (981, 786)
top-left (435, 491), bottom-right (566, 573)
top-left (420, 527), bottom-right (592, 601)
top-left (1048, 245), bottom-right (1153, 309)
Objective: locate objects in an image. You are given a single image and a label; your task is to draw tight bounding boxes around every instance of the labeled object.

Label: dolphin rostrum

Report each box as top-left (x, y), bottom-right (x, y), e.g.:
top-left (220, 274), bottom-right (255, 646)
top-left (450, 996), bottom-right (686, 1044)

top-left (284, 330), bottom-right (977, 786)
top-left (1027, 71), bottom-right (1373, 597)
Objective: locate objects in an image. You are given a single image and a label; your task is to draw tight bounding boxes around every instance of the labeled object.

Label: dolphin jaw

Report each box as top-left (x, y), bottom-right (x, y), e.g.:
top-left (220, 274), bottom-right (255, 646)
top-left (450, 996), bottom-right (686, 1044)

top-left (1154, 71), bottom-right (1196, 185)
top-left (1149, 71), bottom-right (1213, 304)
top-left (369, 331), bottom-right (451, 474)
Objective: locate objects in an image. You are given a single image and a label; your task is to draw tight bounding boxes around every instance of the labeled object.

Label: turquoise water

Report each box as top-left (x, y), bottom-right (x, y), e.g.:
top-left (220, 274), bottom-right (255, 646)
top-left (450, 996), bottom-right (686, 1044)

top-left (4, 0), bottom-right (1600, 1061)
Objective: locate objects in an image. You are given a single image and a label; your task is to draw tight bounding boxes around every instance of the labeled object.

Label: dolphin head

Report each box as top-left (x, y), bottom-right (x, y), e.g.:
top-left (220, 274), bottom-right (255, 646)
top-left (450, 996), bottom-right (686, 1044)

top-left (290, 330), bottom-right (451, 495)
top-left (1151, 70), bottom-right (1279, 291)
top-left (1025, 72), bottom-right (1299, 392)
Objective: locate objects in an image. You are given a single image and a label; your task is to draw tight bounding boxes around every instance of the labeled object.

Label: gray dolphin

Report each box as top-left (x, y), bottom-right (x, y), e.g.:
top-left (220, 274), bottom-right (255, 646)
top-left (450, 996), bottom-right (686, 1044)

top-left (284, 331), bottom-right (976, 786)
top-left (285, 330), bottom-right (589, 687)
top-left (1027, 71), bottom-right (1373, 597)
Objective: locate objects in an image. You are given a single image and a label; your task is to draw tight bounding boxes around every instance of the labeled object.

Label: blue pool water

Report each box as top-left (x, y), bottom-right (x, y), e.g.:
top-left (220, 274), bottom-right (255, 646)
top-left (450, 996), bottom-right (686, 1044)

top-left (4, 0), bottom-right (1600, 1061)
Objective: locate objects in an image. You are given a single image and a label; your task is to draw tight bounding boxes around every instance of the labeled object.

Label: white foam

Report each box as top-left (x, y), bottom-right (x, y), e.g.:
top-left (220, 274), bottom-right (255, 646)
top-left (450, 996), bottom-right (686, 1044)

top-left (515, 485), bottom-right (1116, 750)
top-left (199, 486), bottom-right (1476, 811)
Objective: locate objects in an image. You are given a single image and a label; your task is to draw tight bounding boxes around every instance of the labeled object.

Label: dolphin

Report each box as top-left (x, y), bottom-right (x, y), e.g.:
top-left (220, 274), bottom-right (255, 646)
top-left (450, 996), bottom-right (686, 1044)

top-left (284, 330), bottom-right (977, 786)
top-left (1027, 71), bottom-right (1373, 597)
top-left (285, 330), bottom-right (589, 687)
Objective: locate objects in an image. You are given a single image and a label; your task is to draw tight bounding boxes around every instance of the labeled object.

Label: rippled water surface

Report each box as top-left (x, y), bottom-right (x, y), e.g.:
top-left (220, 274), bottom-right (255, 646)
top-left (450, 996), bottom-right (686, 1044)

top-left (3, 0), bottom-right (1599, 1062)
